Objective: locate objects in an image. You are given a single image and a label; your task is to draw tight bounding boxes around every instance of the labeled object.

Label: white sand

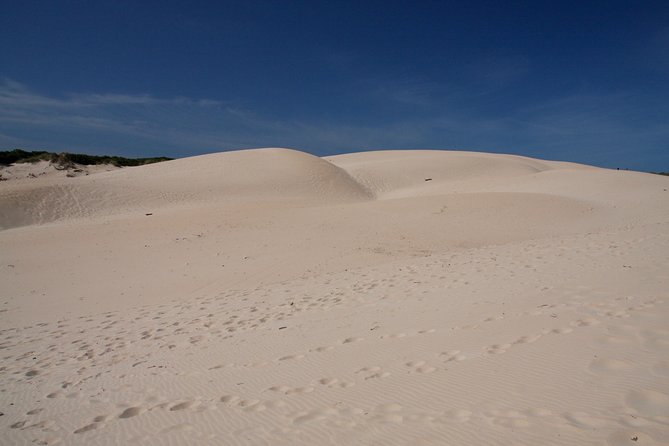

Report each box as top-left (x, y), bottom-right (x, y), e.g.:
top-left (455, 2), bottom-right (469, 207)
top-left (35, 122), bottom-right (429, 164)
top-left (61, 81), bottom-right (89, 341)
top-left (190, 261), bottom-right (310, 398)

top-left (1, 148), bottom-right (668, 445)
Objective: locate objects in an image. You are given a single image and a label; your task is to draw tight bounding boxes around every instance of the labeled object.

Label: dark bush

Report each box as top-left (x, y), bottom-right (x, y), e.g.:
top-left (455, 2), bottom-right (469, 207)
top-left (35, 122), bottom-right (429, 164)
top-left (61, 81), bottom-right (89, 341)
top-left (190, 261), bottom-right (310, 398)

top-left (0, 149), bottom-right (172, 167)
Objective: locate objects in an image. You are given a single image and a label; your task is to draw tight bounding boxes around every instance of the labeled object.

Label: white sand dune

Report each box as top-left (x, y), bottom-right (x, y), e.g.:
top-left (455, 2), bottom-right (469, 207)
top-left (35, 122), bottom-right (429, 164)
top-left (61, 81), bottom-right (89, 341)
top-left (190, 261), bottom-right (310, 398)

top-left (0, 148), bottom-right (372, 230)
top-left (1, 148), bottom-right (668, 445)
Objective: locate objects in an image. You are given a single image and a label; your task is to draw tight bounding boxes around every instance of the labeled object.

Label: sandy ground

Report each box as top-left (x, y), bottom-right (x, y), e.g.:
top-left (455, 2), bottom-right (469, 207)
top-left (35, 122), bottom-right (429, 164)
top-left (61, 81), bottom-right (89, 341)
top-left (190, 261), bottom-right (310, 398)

top-left (0, 160), bottom-right (120, 183)
top-left (1, 148), bottom-right (668, 445)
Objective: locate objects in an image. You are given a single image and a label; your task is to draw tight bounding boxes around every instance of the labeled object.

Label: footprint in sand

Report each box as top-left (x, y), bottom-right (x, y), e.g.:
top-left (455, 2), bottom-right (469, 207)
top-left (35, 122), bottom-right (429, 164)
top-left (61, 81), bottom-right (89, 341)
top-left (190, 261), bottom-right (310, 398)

top-left (640, 329), bottom-right (669, 351)
top-left (341, 337), bottom-right (364, 344)
top-left (605, 310), bottom-right (631, 319)
top-left (74, 422), bottom-right (103, 434)
top-left (208, 364), bottom-right (227, 370)
top-left (10, 420), bottom-right (27, 429)
top-left (220, 394), bottom-right (240, 404)
top-left (563, 411), bottom-right (607, 429)
top-left (625, 389), bottom-right (669, 417)
top-left (118, 406), bottom-right (144, 419)
top-left (278, 354), bottom-right (305, 361)
top-left (650, 360), bottom-right (669, 377)
top-left (311, 345), bottom-right (335, 353)
top-left (170, 400), bottom-right (198, 411)
top-left (488, 410), bottom-right (531, 429)
top-left (438, 409), bottom-right (472, 423)
top-left (370, 403), bottom-right (406, 424)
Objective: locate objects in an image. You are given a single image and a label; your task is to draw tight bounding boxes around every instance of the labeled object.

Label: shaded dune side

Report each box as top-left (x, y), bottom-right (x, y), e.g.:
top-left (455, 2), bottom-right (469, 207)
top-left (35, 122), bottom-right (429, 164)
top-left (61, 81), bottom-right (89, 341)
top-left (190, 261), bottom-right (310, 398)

top-left (104, 148), bottom-right (373, 200)
top-left (0, 148), bottom-right (373, 229)
top-left (328, 150), bottom-right (669, 218)
top-left (326, 150), bottom-right (577, 198)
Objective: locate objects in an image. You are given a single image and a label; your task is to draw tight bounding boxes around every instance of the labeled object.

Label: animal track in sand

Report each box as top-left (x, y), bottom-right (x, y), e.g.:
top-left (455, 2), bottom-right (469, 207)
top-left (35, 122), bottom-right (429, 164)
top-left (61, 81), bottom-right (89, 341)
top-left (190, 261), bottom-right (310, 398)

top-left (266, 385), bottom-right (315, 395)
top-left (340, 336), bottom-right (364, 344)
top-left (220, 394), bottom-right (287, 412)
top-left (285, 401), bottom-right (491, 428)
top-left (588, 358), bottom-right (634, 374)
top-left (380, 328), bottom-right (436, 339)
top-left (486, 410), bottom-right (531, 429)
top-left (290, 403), bottom-right (415, 427)
top-left (355, 366), bottom-right (391, 380)
top-left (433, 408), bottom-right (472, 424)
top-left (486, 343), bottom-right (512, 355)
top-left (315, 377), bottom-right (355, 388)
top-left (512, 333), bottom-right (542, 345)
top-left (292, 407), bottom-right (343, 425)
top-left (570, 317), bottom-right (600, 327)
top-left (405, 360), bottom-right (438, 374)
top-left (3, 238), bottom-right (666, 443)
top-left (563, 411), bottom-right (608, 429)
top-left (439, 350), bottom-right (466, 362)
top-left (547, 326), bottom-right (574, 334)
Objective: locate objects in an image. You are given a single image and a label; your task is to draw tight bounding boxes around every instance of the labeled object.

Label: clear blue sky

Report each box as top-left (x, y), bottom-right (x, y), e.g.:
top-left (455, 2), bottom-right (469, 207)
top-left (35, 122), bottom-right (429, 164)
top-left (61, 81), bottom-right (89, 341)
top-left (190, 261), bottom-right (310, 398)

top-left (1, 0), bottom-right (667, 170)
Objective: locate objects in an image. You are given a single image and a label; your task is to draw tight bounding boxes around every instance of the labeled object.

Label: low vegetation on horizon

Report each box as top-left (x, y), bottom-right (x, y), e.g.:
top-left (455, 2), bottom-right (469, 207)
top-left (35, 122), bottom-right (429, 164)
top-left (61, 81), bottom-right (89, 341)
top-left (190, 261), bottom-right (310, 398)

top-left (0, 149), bottom-right (172, 167)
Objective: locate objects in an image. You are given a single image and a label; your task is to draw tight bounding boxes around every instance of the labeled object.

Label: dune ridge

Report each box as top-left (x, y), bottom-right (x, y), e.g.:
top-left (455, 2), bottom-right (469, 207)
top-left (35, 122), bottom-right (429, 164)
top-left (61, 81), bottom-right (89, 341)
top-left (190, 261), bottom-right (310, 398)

top-left (0, 148), bottom-right (374, 230)
top-left (1, 148), bottom-right (668, 445)
top-left (3, 147), bottom-right (666, 230)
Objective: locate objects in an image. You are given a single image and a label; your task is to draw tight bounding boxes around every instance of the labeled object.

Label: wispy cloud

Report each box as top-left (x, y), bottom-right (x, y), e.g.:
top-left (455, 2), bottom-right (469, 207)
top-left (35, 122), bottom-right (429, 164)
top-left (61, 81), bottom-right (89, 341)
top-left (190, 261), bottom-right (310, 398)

top-left (0, 79), bottom-right (666, 170)
top-left (0, 79), bottom-right (237, 154)
top-left (0, 79), bottom-right (223, 109)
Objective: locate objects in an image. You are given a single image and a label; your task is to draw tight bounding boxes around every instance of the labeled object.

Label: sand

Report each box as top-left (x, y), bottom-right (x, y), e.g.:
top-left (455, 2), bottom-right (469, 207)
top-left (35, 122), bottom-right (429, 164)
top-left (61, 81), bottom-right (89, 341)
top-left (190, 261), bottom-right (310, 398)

top-left (1, 148), bottom-right (668, 445)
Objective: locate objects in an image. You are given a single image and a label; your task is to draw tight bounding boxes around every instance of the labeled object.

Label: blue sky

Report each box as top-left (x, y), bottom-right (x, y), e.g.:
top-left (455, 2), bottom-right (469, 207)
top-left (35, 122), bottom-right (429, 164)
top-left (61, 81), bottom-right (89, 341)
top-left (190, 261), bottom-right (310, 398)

top-left (1, 1), bottom-right (668, 170)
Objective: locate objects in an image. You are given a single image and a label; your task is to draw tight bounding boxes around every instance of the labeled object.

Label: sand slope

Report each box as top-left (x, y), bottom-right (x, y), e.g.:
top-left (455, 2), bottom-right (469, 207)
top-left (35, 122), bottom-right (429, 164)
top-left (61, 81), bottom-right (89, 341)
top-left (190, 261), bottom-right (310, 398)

top-left (0, 148), bottom-right (371, 230)
top-left (1, 148), bottom-right (668, 445)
